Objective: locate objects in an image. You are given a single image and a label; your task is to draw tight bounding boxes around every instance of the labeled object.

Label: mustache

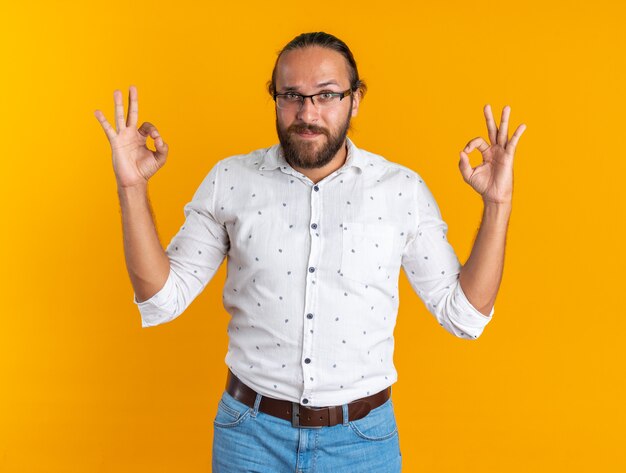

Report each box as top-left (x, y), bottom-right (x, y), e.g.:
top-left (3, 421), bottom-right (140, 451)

top-left (289, 124), bottom-right (328, 135)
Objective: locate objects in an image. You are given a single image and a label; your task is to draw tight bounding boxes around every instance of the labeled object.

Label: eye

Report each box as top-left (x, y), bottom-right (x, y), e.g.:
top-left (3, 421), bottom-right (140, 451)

top-left (318, 93), bottom-right (336, 101)
top-left (284, 93), bottom-right (302, 101)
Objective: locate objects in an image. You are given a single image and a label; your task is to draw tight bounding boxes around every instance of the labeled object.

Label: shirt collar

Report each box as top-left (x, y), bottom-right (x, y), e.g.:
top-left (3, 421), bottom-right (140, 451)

top-left (259, 136), bottom-right (365, 173)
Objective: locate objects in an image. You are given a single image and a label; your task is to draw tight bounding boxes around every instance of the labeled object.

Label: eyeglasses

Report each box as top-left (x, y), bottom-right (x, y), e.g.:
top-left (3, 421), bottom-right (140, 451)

top-left (273, 88), bottom-right (353, 111)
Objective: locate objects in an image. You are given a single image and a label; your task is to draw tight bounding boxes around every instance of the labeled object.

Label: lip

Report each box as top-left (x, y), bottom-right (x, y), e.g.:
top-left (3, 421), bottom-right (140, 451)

top-left (295, 131), bottom-right (323, 139)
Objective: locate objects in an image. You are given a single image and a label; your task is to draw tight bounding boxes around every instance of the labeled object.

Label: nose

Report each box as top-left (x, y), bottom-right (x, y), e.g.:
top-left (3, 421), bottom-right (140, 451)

top-left (296, 96), bottom-right (320, 123)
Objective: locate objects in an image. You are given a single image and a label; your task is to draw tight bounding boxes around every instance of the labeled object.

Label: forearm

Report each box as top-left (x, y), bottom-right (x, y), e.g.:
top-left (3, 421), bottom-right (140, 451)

top-left (118, 184), bottom-right (170, 303)
top-left (458, 201), bottom-right (512, 316)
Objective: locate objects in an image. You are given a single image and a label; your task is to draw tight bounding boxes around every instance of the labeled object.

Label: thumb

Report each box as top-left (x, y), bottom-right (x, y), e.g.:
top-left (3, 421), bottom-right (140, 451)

top-left (154, 135), bottom-right (168, 163)
top-left (458, 151), bottom-right (473, 182)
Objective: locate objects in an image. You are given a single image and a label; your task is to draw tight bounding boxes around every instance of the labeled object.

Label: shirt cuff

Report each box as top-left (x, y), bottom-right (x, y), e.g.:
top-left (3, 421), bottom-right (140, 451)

top-left (453, 281), bottom-right (495, 322)
top-left (133, 269), bottom-right (177, 327)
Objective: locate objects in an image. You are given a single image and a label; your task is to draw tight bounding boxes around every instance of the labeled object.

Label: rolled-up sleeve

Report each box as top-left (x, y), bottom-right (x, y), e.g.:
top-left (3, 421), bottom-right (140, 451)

top-left (401, 173), bottom-right (493, 340)
top-left (134, 160), bottom-right (229, 328)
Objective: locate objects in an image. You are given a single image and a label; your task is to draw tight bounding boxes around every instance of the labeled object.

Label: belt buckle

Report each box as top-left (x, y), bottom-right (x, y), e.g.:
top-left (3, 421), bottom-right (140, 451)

top-left (291, 402), bottom-right (323, 429)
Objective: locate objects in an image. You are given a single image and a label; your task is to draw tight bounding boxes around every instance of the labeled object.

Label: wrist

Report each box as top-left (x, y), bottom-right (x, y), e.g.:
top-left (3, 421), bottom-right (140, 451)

top-left (482, 200), bottom-right (512, 224)
top-left (117, 182), bottom-right (148, 199)
top-left (482, 197), bottom-right (512, 209)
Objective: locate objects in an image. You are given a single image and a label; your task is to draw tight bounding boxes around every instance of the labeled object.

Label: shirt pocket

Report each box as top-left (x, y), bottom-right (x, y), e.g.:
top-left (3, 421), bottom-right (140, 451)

top-left (341, 221), bottom-right (396, 284)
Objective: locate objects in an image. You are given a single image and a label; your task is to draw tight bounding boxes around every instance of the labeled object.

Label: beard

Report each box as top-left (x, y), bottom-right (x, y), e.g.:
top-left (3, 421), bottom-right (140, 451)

top-left (276, 104), bottom-right (352, 170)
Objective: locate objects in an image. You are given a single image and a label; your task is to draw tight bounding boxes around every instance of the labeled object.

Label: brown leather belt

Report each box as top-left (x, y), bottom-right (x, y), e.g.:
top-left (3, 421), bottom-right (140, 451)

top-left (225, 368), bottom-right (391, 428)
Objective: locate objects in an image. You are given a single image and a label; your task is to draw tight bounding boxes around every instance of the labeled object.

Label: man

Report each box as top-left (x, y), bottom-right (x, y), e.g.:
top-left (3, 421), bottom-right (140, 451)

top-left (94, 32), bottom-right (525, 473)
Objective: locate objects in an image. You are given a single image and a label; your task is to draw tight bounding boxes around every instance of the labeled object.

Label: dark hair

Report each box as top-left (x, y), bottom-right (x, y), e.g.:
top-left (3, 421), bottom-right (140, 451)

top-left (266, 32), bottom-right (367, 100)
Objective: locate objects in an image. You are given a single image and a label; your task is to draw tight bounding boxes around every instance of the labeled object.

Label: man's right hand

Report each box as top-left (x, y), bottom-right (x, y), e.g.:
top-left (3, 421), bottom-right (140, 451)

top-left (94, 85), bottom-right (169, 189)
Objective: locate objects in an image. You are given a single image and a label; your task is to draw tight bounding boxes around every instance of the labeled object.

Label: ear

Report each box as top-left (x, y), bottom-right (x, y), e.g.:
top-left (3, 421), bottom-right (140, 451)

top-left (350, 90), bottom-right (361, 118)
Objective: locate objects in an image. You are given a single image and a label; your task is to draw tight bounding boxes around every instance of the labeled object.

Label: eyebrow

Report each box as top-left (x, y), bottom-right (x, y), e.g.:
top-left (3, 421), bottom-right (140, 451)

top-left (281, 81), bottom-right (341, 92)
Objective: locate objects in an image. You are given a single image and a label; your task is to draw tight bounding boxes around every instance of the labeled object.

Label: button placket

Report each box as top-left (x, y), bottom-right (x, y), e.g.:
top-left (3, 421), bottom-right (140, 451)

top-left (301, 182), bottom-right (321, 405)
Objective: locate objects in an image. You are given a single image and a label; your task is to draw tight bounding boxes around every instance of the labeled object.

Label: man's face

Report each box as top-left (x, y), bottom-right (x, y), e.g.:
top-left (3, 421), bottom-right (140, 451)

top-left (274, 46), bottom-right (360, 169)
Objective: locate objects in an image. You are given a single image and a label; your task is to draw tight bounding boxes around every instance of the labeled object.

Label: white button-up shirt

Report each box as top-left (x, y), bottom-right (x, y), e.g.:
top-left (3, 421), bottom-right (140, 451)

top-left (134, 137), bottom-right (494, 407)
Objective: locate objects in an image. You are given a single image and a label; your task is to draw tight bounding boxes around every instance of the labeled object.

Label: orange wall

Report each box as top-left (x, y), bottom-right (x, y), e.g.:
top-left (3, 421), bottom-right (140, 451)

top-left (1, 0), bottom-right (625, 471)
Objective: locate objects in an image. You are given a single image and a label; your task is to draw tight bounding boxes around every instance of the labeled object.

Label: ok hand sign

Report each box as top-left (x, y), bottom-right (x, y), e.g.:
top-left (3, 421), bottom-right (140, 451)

top-left (94, 86), bottom-right (169, 189)
top-left (459, 105), bottom-right (526, 205)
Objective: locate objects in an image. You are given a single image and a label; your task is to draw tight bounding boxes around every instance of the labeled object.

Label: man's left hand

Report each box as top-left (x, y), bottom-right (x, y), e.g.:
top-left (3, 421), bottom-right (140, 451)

top-left (459, 105), bottom-right (526, 205)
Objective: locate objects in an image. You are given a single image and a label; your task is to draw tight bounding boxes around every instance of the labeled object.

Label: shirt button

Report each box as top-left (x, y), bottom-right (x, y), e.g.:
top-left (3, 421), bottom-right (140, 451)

top-left (313, 185), bottom-right (319, 191)
top-left (306, 313), bottom-right (313, 319)
top-left (305, 358), bottom-right (311, 363)
top-left (302, 398), bottom-right (309, 404)
top-left (308, 267), bottom-right (315, 273)
top-left (311, 223), bottom-right (317, 229)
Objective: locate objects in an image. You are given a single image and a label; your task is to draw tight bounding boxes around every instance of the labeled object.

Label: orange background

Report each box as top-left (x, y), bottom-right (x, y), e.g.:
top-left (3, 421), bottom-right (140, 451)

top-left (1, 0), bottom-right (625, 471)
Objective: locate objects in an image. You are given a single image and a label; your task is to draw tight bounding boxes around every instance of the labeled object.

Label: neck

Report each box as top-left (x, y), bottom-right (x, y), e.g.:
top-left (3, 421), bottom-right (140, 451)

top-left (290, 140), bottom-right (348, 184)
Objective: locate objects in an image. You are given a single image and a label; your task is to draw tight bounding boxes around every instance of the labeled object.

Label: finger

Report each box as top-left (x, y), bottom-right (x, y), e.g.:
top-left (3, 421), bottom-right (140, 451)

top-left (464, 136), bottom-right (490, 154)
top-left (126, 85), bottom-right (138, 128)
top-left (94, 109), bottom-right (117, 142)
top-left (483, 104), bottom-right (498, 145)
top-left (154, 136), bottom-right (169, 163)
top-left (458, 151), bottom-right (473, 182)
top-left (506, 123), bottom-right (526, 154)
top-left (114, 89), bottom-right (126, 132)
top-left (497, 105), bottom-right (511, 146)
top-left (138, 121), bottom-right (160, 140)
top-left (137, 121), bottom-right (167, 162)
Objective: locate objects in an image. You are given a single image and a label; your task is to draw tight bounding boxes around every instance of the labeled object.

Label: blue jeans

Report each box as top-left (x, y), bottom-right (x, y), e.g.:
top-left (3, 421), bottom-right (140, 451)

top-left (212, 387), bottom-right (402, 472)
